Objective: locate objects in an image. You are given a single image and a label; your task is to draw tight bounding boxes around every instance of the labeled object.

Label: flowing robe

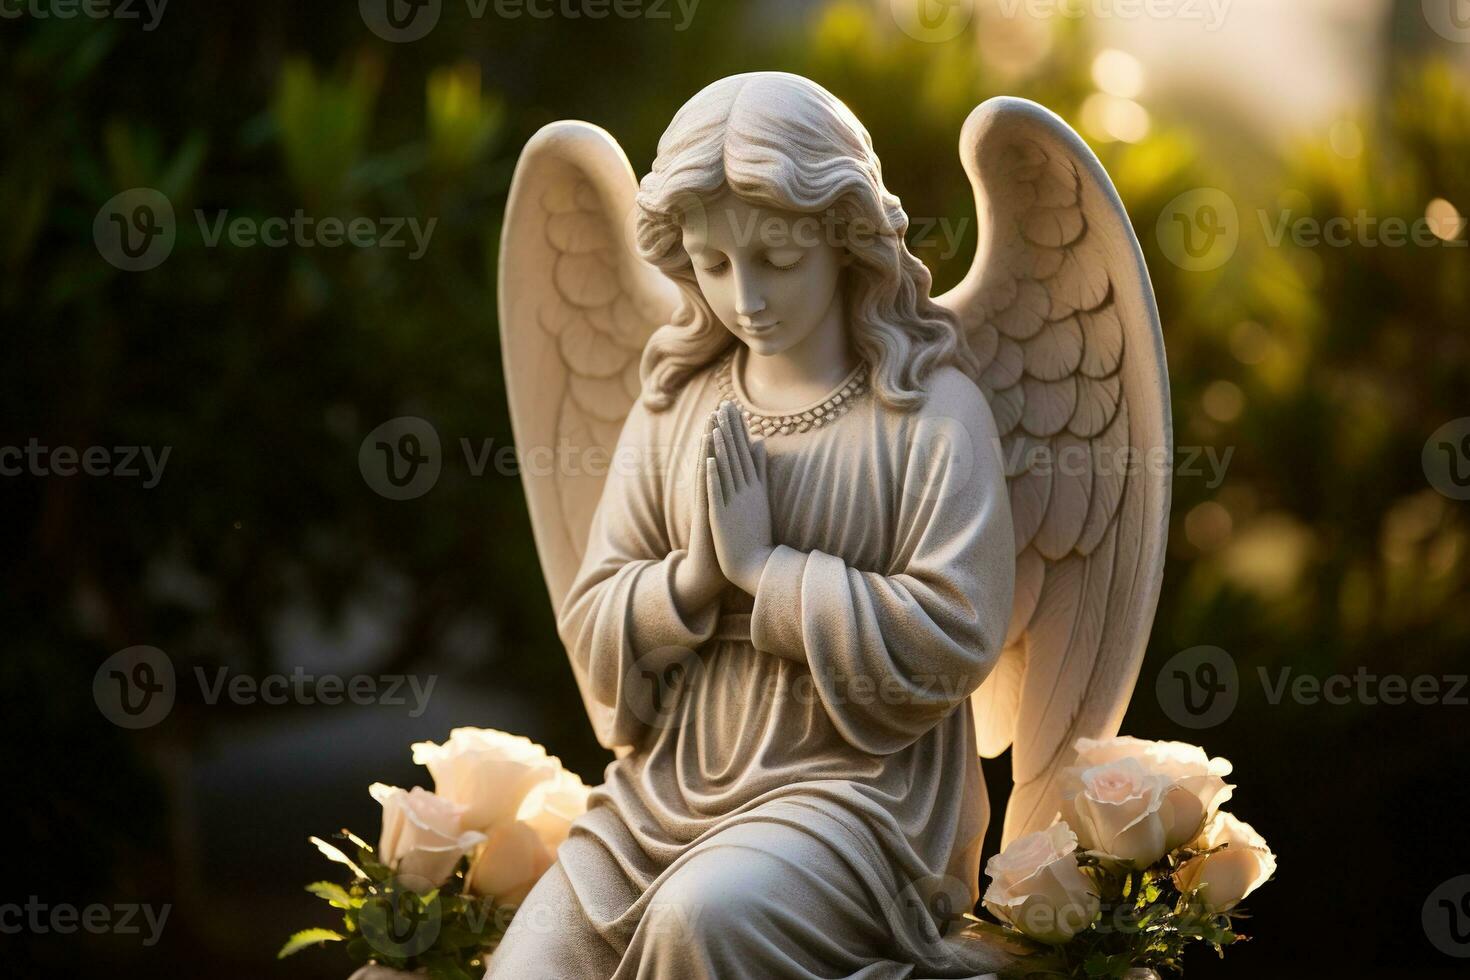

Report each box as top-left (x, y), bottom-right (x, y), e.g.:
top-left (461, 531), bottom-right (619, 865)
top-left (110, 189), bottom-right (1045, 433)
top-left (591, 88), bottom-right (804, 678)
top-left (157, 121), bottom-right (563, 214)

top-left (488, 358), bottom-right (1016, 979)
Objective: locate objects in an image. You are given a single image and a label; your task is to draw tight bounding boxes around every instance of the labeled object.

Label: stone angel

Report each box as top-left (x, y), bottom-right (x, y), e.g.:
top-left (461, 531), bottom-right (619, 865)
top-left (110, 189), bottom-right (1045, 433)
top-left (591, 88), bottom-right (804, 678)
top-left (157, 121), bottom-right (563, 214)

top-left (489, 72), bottom-right (1170, 979)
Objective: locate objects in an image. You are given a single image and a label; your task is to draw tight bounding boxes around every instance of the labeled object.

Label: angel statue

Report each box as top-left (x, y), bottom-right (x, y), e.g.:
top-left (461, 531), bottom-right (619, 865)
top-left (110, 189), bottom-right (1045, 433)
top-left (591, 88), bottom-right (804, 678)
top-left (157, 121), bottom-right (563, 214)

top-left (490, 72), bottom-right (1170, 979)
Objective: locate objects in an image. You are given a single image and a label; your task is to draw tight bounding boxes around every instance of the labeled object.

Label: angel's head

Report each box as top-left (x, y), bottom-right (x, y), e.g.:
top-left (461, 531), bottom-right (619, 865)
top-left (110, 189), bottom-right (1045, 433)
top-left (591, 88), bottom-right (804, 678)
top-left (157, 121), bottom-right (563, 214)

top-left (634, 72), bottom-right (976, 412)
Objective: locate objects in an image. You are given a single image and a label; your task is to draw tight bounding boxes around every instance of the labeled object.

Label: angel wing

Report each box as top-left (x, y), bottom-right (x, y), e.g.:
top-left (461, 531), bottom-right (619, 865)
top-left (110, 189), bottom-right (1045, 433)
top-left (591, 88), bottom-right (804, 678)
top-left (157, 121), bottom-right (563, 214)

top-left (935, 98), bottom-right (1172, 846)
top-left (499, 122), bottom-right (677, 743)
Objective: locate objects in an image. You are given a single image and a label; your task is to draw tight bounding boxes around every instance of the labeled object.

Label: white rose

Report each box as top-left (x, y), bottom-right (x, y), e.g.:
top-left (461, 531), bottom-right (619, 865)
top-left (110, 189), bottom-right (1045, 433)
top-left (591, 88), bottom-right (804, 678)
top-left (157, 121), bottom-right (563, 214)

top-left (518, 768), bottom-right (592, 849)
top-left (983, 823), bottom-right (1100, 945)
top-left (411, 727), bottom-right (560, 832)
top-left (1173, 812), bottom-right (1276, 912)
top-left (466, 822), bottom-right (555, 907)
top-left (1073, 737), bottom-right (1232, 782)
top-left (466, 768), bottom-right (591, 906)
top-left (369, 783), bottom-right (486, 891)
top-left (1071, 737), bottom-right (1234, 852)
top-left (1061, 757), bottom-right (1172, 867)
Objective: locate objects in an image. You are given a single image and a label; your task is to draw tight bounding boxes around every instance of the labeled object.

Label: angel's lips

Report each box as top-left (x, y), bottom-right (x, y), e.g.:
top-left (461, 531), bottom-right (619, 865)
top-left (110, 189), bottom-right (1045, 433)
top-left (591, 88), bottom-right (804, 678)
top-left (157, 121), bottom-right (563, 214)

top-left (738, 320), bottom-right (781, 334)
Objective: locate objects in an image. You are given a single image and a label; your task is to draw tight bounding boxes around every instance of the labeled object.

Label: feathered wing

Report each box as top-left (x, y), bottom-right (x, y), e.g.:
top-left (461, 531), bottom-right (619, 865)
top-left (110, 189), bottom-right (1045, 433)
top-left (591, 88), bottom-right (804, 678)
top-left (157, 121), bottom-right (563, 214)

top-left (499, 122), bottom-right (676, 741)
top-left (935, 98), bottom-right (1172, 846)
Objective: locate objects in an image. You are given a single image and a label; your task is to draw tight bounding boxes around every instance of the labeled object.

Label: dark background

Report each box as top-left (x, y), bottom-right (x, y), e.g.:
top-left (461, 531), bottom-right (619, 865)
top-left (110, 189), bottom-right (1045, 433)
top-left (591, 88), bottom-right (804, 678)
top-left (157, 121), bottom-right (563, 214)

top-left (5, 1), bottom-right (1469, 977)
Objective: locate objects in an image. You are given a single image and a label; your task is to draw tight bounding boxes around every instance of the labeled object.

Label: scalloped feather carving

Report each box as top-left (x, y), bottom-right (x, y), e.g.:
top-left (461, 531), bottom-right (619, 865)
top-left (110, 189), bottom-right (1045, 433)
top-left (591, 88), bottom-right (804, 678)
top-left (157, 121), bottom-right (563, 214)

top-left (939, 97), bottom-right (1171, 848)
top-left (500, 122), bottom-right (677, 753)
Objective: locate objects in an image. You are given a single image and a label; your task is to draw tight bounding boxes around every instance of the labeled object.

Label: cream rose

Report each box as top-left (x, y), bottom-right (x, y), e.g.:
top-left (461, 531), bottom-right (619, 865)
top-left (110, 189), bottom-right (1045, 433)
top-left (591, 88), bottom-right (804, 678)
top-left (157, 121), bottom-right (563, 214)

top-left (369, 783), bottom-right (486, 891)
top-left (983, 823), bottom-right (1100, 944)
top-left (1173, 812), bottom-right (1276, 912)
top-left (466, 822), bottom-right (555, 907)
top-left (466, 768), bottom-right (592, 905)
top-left (517, 768), bottom-right (592, 848)
top-left (1061, 757), bottom-right (1172, 867)
top-left (411, 727), bottom-right (561, 832)
top-left (1072, 737), bottom-right (1232, 781)
top-left (1072, 737), bottom-right (1234, 851)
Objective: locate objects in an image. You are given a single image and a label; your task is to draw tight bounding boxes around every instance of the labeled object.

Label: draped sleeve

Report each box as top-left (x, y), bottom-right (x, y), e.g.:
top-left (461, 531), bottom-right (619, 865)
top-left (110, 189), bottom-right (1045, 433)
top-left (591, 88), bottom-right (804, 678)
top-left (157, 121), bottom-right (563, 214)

top-left (748, 367), bottom-right (1014, 755)
top-left (557, 398), bottom-right (719, 749)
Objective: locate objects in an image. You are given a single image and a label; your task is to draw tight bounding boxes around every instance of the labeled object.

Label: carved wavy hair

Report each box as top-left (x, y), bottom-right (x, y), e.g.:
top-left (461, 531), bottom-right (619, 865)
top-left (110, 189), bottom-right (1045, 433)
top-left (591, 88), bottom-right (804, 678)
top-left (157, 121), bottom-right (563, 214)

top-left (634, 72), bottom-right (977, 412)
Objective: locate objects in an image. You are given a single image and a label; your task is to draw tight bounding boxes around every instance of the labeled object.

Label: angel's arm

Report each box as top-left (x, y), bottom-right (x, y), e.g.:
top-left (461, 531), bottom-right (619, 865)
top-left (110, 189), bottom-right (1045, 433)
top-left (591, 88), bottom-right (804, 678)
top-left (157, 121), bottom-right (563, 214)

top-left (556, 401), bottom-right (720, 747)
top-left (715, 372), bottom-right (1016, 755)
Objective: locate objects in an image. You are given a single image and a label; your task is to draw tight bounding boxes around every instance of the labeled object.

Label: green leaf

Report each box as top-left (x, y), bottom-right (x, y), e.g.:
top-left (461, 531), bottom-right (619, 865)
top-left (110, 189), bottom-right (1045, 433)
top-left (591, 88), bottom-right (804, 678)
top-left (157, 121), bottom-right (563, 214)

top-left (306, 880), bottom-right (354, 909)
top-left (310, 835), bottom-right (368, 879)
top-left (424, 958), bottom-right (476, 980)
top-left (277, 927), bottom-right (345, 959)
top-left (342, 828), bottom-right (374, 852)
top-left (361, 856), bottom-right (396, 882)
top-left (346, 937), bottom-right (372, 963)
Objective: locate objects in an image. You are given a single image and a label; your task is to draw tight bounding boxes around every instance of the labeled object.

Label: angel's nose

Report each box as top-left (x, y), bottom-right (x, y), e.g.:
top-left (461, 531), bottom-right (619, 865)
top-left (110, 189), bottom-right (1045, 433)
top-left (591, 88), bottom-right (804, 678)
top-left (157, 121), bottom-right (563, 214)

top-left (732, 270), bottom-right (766, 319)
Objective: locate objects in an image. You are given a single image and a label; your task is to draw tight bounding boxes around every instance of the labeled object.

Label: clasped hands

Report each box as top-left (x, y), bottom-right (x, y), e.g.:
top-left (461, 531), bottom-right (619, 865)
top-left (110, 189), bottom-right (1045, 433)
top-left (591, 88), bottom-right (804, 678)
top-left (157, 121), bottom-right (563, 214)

top-left (672, 400), bottom-right (776, 614)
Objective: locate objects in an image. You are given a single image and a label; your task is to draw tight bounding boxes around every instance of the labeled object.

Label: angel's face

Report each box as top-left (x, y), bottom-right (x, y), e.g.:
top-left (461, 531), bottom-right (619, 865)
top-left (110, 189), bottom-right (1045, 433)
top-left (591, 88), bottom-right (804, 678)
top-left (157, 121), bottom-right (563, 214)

top-left (682, 192), bottom-right (848, 359)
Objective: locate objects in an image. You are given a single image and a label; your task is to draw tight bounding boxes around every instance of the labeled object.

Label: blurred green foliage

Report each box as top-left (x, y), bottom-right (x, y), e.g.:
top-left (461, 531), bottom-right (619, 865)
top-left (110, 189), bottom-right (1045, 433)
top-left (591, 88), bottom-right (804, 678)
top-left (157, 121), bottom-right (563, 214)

top-left (4, 2), bottom-right (1468, 977)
